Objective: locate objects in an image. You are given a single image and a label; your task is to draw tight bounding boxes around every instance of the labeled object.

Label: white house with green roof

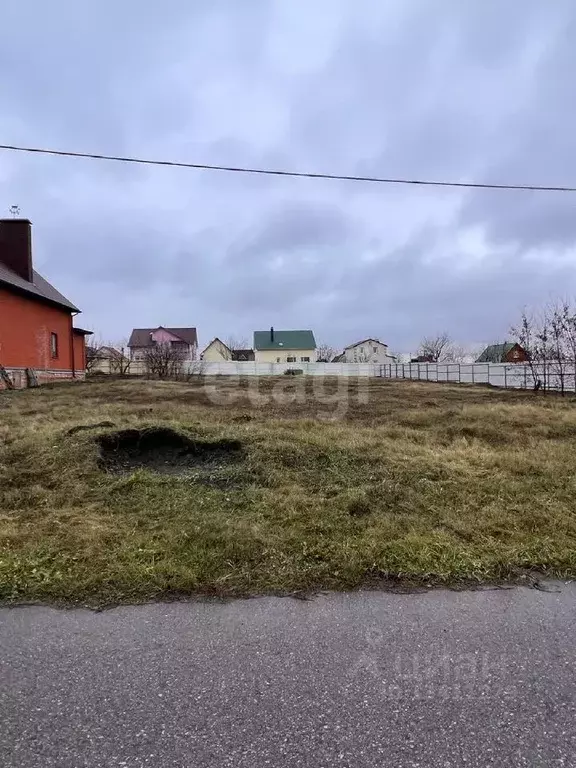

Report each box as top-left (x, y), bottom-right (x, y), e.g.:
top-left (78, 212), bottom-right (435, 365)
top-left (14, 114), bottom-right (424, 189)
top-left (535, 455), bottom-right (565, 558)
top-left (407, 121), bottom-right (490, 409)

top-left (253, 328), bottom-right (316, 363)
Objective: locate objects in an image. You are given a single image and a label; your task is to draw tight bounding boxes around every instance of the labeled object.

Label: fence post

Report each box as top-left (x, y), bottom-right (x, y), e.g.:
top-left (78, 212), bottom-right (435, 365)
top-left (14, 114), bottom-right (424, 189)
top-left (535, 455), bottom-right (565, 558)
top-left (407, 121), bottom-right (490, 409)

top-left (487, 363), bottom-right (490, 387)
top-left (524, 365), bottom-right (527, 390)
top-left (504, 366), bottom-right (507, 389)
top-left (402, 363), bottom-right (405, 379)
top-left (471, 364), bottom-right (474, 384)
top-left (458, 363), bottom-right (461, 384)
top-left (418, 363), bottom-right (421, 381)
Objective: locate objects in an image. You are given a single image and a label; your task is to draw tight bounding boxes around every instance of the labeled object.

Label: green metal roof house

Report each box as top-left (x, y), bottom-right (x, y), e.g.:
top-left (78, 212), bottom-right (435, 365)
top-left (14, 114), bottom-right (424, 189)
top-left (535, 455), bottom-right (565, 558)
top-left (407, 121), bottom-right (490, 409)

top-left (253, 327), bottom-right (316, 363)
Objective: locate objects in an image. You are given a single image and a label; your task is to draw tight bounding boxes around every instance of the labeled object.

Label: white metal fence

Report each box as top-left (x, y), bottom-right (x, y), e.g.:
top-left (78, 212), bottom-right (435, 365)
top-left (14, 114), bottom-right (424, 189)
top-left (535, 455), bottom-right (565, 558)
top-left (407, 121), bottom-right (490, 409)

top-left (380, 362), bottom-right (576, 392)
top-left (123, 359), bottom-right (576, 393)
top-left (184, 361), bottom-right (381, 377)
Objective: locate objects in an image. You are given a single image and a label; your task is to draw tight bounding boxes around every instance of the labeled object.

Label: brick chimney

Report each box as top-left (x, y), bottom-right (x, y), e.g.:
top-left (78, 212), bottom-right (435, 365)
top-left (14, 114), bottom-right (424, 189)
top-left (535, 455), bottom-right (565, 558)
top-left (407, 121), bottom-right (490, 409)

top-left (0, 219), bottom-right (33, 282)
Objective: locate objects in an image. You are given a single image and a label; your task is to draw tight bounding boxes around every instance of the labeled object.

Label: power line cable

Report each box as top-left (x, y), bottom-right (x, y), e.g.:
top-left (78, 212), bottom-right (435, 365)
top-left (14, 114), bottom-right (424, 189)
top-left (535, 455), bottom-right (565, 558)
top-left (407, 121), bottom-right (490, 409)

top-left (1, 142), bottom-right (575, 193)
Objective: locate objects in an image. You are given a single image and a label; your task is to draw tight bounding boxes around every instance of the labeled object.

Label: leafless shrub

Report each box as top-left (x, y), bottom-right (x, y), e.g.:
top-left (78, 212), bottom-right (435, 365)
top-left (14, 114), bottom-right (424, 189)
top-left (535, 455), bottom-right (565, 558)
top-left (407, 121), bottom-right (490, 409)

top-left (143, 342), bottom-right (187, 379)
top-left (85, 340), bottom-right (102, 372)
top-left (511, 300), bottom-right (576, 394)
top-left (316, 343), bottom-right (336, 363)
top-left (106, 340), bottom-right (132, 376)
top-left (417, 332), bottom-right (458, 362)
top-left (185, 359), bottom-right (206, 379)
top-left (224, 336), bottom-right (249, 352)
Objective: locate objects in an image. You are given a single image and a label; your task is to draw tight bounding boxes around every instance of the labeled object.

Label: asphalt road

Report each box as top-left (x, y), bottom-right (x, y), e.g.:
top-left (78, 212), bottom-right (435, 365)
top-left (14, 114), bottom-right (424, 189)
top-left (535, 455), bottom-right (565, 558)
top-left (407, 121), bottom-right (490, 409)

top-left (1, 585), bottom-right (575, 767)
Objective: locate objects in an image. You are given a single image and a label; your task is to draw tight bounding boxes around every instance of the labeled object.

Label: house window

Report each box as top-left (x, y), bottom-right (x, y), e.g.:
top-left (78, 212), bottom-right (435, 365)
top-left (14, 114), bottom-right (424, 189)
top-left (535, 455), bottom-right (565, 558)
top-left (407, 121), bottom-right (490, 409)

top-left (287, 356), bottom-right (297, 362)
top-left (301, 356), bottom-right (310, 362)
top-left (373, 346), bottom-right (377, 353)
top-left (276, 357), bottom-right (281, 363)
top-left (360, 347), bottom-right (364, 353)
top-left (50, 332), bottom-right (58, 359)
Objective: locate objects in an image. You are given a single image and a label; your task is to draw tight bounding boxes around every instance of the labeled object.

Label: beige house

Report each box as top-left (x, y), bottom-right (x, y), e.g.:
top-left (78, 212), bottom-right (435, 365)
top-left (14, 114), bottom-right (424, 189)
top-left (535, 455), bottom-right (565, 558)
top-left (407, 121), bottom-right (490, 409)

top-left (89, 346), bottom-right (130, 374)
top-left (253, 328), bottom-right (316, 363)
top-left (201, 338), bottom-right (255, 361)
top-left (201, 338), bottom-right (232, 361)
top-left (343, 338), bottom-right (396, 364)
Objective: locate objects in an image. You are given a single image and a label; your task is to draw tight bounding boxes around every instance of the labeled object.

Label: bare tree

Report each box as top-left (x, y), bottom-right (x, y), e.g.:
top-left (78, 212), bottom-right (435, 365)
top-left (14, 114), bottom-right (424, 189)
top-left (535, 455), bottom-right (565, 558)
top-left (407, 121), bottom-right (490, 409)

top-left (417, 332), bottom-right (453, 362)
top-left (316, 342), bottom-right (336, 362)
top-left (511, 310), bottom-right (539, 389)
top-left (442, 343), bottom-right (468, 363)
top-left (559, 300), bottom-right (576, 392)
top-left (224, 336), bottom-right (249, 352)
top-left (511, 301), bottom-right (576, 394)
top-left (107, 340), bottom-right (132, 376)
top-left (186, 359), bottom-right (206, 379)
top-left (85, 338), bottom-right (102, 372)
top-left (355, 349), bottom-right (373, 363)
top-left (143, 342), bottom-right (188, 379)
top-left (549, 303), bottom-right (568, 395)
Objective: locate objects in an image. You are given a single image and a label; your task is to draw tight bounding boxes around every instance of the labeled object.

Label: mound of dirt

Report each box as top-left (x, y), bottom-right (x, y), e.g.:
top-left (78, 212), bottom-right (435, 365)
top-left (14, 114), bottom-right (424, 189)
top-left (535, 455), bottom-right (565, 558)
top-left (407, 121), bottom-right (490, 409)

top-left (97, 427), bottom-right (243, 476)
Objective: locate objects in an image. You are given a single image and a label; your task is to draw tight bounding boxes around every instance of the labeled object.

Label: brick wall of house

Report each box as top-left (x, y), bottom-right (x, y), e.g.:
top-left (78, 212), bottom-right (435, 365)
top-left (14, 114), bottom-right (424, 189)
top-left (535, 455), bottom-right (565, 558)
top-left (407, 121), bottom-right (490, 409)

top-left (504, 345), bottom-right (529, 363)
top-left (0, 286), bottom-right (75, 371)
top-left (73, 332), bottom-right (86, 372)
top-left (0, 367), bottom-right (86, 391)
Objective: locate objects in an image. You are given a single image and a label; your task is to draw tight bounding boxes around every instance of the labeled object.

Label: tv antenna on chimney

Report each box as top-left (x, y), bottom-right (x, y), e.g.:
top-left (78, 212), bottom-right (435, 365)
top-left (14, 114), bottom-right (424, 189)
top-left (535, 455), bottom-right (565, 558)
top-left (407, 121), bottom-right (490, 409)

top-left (9, 205), bottom-right (20, 218)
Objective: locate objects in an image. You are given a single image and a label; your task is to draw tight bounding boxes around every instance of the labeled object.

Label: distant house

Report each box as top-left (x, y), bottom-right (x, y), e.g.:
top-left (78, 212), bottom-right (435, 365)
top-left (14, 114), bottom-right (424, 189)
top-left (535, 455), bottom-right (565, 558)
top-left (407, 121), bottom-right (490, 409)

top-left (253, 328), bottom-right (316, 363)
top-left (231, 348), bottom-right (255, 361)
top-left (411, 355), bottom-right (434, 363)
top-left (201, 338), bottom-right (255, 362)
top-left (331, 353), bottom-right (346, 363)
top-left (128, 327), bottom-right (198, 361)
top-left (89, 346), bottom-right (129, 374)
top-left (343, 338), bottom-right (396, 364)
top-left (0, 217), bottom-right (91, 389)
top-left (476, 343), bottom-right (528, 364)
top-left (201, 338), bottom-right (232, 362)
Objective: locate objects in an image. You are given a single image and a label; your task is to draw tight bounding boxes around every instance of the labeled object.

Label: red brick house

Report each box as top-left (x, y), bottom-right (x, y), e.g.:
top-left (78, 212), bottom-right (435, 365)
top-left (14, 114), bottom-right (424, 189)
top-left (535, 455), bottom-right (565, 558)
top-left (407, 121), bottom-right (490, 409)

top-left (475, 343), bottom-right (528, 364)
top-left (0, 218), bottom-right (91, 389)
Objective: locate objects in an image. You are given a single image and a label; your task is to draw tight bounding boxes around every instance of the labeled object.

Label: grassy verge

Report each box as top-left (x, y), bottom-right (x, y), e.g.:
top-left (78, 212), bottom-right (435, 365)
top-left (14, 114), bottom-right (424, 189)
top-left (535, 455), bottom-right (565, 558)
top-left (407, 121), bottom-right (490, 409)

top-left (1, 376), bottom-right (576, 604)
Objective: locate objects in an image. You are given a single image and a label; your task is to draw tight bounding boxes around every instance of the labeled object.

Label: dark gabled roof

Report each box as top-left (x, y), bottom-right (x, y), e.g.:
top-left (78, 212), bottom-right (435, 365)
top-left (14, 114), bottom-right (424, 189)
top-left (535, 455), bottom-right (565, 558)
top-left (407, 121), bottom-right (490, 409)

top-left (231, 348), bottom-right (255, 361)
top-left (128, 327), bottom-right (198, 347)
top-left (476, 343), bottom-right (516, 363)
top-left (344, 338), bottom-right (386, 350)
top-left (0, 262), bottom-right (80, 312)
top-left (253, 330), bottom-right (316, 351)
top-left (332, 353), bottom-right (345, 362)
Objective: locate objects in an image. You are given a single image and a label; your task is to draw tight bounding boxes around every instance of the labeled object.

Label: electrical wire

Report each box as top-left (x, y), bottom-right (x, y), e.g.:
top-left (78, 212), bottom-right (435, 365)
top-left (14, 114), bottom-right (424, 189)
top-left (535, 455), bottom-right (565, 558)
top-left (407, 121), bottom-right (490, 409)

top-left (1, 142), bottom-right (574, 193)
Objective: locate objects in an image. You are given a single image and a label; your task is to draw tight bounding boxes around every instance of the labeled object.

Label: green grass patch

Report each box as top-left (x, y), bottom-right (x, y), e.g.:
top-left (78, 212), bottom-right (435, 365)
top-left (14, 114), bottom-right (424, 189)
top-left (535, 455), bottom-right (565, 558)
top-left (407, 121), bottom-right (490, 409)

top-left (1, 377), bottom-right (576, 604)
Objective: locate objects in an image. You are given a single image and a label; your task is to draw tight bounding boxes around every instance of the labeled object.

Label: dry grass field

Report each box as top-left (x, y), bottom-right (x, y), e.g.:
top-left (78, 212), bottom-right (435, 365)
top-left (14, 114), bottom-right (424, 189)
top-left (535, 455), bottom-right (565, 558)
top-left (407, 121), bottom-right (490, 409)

top-left (1, 375), bottom-right (575, 604)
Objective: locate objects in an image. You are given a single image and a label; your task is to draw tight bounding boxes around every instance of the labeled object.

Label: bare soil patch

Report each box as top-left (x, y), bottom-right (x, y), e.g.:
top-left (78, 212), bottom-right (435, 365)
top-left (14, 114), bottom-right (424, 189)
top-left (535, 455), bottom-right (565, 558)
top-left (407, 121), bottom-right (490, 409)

top-left (98, 426), bottom-right (243, 477)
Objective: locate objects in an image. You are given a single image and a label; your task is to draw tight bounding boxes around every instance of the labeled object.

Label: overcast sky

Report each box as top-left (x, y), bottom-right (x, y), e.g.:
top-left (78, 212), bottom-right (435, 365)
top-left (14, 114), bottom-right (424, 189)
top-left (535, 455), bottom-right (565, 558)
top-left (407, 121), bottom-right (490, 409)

top-left (1, 0), bottom-right (576, 354)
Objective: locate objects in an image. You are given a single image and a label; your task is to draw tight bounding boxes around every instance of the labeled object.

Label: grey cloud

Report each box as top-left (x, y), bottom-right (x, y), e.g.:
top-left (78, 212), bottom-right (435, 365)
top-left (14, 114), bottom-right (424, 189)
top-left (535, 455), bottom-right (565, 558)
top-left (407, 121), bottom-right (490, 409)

top-left (455, 10), bottom-right (576, 249)
top-left (231, 203), bottom-right (357, 260)
top-left (2, 0), bottom-right (576, 351)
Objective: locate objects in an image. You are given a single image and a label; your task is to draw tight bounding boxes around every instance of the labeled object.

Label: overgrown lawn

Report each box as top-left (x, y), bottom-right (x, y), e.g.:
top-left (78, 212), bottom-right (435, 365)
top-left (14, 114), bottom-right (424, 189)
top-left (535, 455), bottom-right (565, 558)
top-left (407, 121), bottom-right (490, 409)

top-left (1, 376), bottom-right (575, 604)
